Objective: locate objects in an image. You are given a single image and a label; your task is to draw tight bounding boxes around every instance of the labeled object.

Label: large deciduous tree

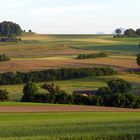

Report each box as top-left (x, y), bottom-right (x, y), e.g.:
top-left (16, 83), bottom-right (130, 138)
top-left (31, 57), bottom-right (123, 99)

top-left (22, 81), bottom-right (39, 102)
top-left (115, 28), bottom-right (122, 35)
top-left (107, 79), bottom-right (132, 94)
top-left (124, 29), bottom-right (136, 37)
top-left (136, 28), bottom-right (140, 36)
top-left (0, 21), bottom-right (22, 37)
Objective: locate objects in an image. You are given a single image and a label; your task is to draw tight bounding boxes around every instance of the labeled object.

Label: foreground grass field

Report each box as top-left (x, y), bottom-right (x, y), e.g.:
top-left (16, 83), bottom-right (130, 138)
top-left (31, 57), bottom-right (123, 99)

top-left (0, 112), bottom-right (139, 140)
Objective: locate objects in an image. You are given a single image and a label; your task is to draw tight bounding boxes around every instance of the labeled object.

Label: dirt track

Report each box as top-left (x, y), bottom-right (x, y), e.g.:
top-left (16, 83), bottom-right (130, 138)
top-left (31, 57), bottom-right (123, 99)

top-left (0, 105), bottom-right (140, 113)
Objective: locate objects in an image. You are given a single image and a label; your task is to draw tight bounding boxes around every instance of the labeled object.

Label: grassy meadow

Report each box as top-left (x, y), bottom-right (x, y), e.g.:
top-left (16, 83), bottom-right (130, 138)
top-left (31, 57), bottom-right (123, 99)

top-left (0, 112), bottom-right (139, 140)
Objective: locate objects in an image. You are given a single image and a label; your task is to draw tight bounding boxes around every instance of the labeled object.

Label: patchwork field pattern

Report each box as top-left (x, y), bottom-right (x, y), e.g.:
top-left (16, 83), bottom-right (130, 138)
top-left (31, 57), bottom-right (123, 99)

top-left (0, 34), bottom-right (140, 72)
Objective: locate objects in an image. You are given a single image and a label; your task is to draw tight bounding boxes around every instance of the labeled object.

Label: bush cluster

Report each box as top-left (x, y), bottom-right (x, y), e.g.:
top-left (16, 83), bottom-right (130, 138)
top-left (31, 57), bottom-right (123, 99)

top-left (0, 21), bottom-right (22, 37)
top-left (96, 79), bottom-right (140, 108)
top-left (21, 82), bottom-right (101, 105)
top-left (76, 52), bottom-right (108, 59)
top-left (0, 89), bottom-right (9, 101)
top-left (114, 28), bottom-right (140, 38)
top-left (0, 54), bottom-right (10, 62)
top-left (0, 67), bottom-right (116, 85)
top-left (21, 80), bottom-right (140, 108)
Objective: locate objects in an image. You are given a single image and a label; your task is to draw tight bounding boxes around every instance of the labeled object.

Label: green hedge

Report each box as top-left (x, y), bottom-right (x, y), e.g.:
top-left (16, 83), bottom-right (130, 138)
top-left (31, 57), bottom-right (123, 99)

top-left (76, 52), bottom-right (108, 59)
top-left (0, 67), bottom-right (116, 85)
top-left (21, 81), bottom-right (140, 109)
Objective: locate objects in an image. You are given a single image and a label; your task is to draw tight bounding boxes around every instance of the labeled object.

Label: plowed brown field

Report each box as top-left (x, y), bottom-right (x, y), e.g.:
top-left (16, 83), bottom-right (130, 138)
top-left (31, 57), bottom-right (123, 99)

top-left (0, 57), bottom-right (138, 72)
top-left (0, 105), bottom-right (139, 113)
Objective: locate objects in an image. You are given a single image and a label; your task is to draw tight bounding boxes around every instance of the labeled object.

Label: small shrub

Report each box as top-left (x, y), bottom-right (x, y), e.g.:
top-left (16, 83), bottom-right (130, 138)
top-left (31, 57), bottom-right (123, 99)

top-left (76, 52), bottom-right (108, 59)
top-left (0, 89), bottom-right (9, 101)
top-left (0, 54), bottom-right (10, 62)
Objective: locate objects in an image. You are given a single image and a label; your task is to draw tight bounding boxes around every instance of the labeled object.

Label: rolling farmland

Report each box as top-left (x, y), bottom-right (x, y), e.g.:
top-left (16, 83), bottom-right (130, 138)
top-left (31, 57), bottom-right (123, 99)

top-left (0, 34), bottom-right (140, 140)
top-left (0, 0), bottom-right (140, 139)
top-left (0, 34), bottom-right (139, 72)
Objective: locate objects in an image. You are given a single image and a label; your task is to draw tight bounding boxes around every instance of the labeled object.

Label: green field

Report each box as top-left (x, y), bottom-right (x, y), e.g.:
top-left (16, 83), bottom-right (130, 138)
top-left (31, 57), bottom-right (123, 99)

top-left (0, 112), bottom-right (139, 140)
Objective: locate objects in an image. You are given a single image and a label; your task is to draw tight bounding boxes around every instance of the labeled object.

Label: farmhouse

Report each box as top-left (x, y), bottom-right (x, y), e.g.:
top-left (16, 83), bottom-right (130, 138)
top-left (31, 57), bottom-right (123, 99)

top-left (73, 90), bottom-right (97, 97)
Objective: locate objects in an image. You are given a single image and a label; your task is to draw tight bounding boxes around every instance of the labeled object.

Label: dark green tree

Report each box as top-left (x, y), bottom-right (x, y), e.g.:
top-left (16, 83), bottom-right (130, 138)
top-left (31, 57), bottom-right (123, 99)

top-left (110, 93), bottom-right (126, 107)
top-left (115, 29), bottom-right (122, 36)
top-left (0, 21), bottom-right (22, 37)
top-left (136, 28), bottom-right (140, 36)
top-left (0, 89), bottom-right (9, 101)
top-left (96, 87), bottom-right (111, 96)
top-left (107, 79), bottom-right (132, 94)
top-left (41, 82), bottom-right (60, 94)
top-left (22, 81), bottom-right (39, 102)
top-left (136, 54), bottom-right (140, 66)
top-left (124, 29), bottom-right (136, 37)
top-left (124, 93), bottom-right (139, 108)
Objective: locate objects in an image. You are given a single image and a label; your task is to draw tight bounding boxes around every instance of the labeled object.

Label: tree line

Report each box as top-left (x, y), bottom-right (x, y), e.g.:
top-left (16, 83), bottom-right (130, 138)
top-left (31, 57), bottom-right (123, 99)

top-left (0, 79), bottom-right (139, 108)
top-left (76, 52), bottom-right (108, 59)
top-left (0, 67), bottom-right (116, 85)
top-left (115, 28), bottom-right (140, 38)
top-left (21, 79), bottom-right (140, 108)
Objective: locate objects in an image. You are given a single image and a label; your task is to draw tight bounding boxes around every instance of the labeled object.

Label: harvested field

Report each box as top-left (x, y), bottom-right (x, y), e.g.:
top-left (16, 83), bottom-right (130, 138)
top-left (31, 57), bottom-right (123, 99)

top-left (0, 57), bottom-right (138, 72)
top-left (0, 105), bottom-right (140, 113)
top-left (0, 44), bottom-right (97, 58)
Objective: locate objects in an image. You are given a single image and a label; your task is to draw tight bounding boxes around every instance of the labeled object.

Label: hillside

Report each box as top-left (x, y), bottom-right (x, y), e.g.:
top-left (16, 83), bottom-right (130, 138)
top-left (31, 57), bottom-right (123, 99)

top-left (0, 34), bottom-right (139, 72)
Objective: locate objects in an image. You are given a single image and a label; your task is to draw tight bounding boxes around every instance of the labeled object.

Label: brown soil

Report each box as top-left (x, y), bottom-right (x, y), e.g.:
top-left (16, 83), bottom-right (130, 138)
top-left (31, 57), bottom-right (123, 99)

top-left (0, 105), bottom-right (139, 113)
top-left (0, 57), bottom-right (138, 73)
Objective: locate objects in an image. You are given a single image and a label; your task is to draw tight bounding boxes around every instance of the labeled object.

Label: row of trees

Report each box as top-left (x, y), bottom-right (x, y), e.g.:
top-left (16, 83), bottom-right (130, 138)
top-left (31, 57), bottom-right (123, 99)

top-left (76, 52), bottom-right (108, 59)
top-left (95, 79), bottom-right (140, 108)
top-left (21, 79), bottom-right (140, 108)
top-left (0, 54), bottom-right (10, 62)
top-left (115, 28), bottom-right (140, 38)
top-left (0, 67), bottom-right (116, 85)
